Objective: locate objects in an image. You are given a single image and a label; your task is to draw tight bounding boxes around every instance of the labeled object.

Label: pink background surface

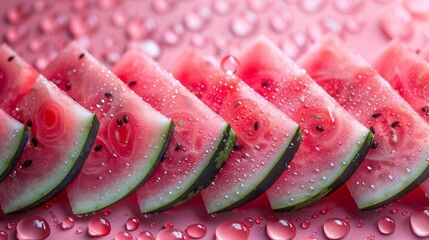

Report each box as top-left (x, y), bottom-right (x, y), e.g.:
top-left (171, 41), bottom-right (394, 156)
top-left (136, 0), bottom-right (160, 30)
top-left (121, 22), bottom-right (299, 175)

top-left (1, 0), bottom-right (429, 239)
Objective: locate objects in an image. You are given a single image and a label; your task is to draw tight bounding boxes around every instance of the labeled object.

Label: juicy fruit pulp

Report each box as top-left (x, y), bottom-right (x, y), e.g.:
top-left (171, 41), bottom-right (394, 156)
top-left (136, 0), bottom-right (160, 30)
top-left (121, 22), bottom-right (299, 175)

top-left (0, 45), bottom-right (99, 213)
top-left (236, 37), bottom-right (373, 211)
top-left (172, 49), bottom-right (302, 214)
top-left (113, 50), bottom-right (236, 213)
top-left (43, 43), bottom-right (173, 214)
top-left (0, 109), bottom-right (28, 182)
top-left (372, 40), bottom-right (429, 195)
top-left (298, 35), bottom-right (429, 210)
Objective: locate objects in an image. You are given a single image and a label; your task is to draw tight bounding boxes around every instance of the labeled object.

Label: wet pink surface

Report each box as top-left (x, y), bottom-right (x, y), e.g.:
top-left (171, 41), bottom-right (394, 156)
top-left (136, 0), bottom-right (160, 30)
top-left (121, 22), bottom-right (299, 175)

top-left (1, 0), bottom-right (429, 239)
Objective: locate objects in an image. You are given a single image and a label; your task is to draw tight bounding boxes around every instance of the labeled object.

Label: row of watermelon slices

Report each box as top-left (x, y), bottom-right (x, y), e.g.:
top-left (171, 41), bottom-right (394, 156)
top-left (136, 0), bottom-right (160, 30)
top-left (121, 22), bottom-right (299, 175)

top-left (0, 34), bottom-right (429, 216)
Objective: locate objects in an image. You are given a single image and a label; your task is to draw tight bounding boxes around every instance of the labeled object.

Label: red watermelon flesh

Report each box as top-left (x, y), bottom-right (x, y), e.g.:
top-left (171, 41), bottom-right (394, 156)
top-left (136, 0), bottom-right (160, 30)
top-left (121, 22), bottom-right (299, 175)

top-left (372, 40), bottom-right (429, 196)
top-left (0, 44), bottom-right (99, 213)
top-left (0, 109), bottom-right (28, 182)
top-left (236, 37), bottom-right (373, 211)
top-left (112, 49), bottom-right (236, 213)
top-left (298, 35), bottom-right (429, 210)
top-left (43, 43), bottom-right (173, 214)
top-left (172, 49), bottom-right (302, 214)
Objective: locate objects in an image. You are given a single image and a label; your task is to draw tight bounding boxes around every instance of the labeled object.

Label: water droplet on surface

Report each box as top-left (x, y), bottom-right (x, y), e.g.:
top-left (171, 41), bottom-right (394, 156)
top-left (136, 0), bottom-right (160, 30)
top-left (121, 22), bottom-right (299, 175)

top-left (410, 207), bottom-right (429, 237)
top-left (98, 0), bottom-right (122, 9)
top-left (0, 230), bottom-right (8, 240)
top-left (377, 216), bottom-right (395, 235)
top-left (152, 0), bottom-right (176, 13)
top-left (76, 226), bottom-right (84, 234)
top-left (230, 10), bottom-right (258, 37)
top-left (216, 221), bottom-right (249, 240)
top-left (126, 217), bottom-right (140, 231)
top-left (161, 23), bottom-right (185, 45)
top-left (185, 223), bottom-right (207, 239)
top-left (298, 0), bottom-right (327, 13)
top-left (104, 208), bottom-right (112, 216)
top-left (72, 0), bottom-right (94, 12)
top-left (138, 231), bottom-right (155, 240)
top-left (128, 39), bottom-right (161, 59)
top-left (323, 218), bottom-right (350, 240)
top-left (255, 216), bottom-right (263, 224)
top-left (391, 207), bottom-right (399, 214)
top-left (333, 0), bottom-right (364, 13)
top-left (156, 228), bottom-right (189, 240)
top-left (16, 216), bottom-right (50, 240)
top-left (61, 216), bottom-right (75, 230)
top-left (33, 0), bottom-right (53, 13)
top-left (163, 222), bottom-right (174, 229)
top-left (269, 9), bottom-right (293, 33)
top-left (301, 219), bottom-right (311, 229)
top-left (344, 13), bottom-right (366, 33)
top-left (356, 220), bottom-right (364, 228)
top-left (280, 31), bottom-right (308, 59)
top-left (266, 218), bottom-right (296, 240)
top-left (5, 24), bottom-right (29, 44)
top-left (88, 217), bottom-right (111, 237)
top-left (243, 218), bottom-right (254, 228)
top-left (321, 205), bottom-right (331, 214)
top-left (126, 18), bottom-right (156, 40)
top-left (379, 6), bottom-right (413, 40)
top-left (307, 17), bottom-right (344, 42)
top-left (7, 3), bottom-right (32, 24)
top-left (247, 0), bottom-right (270, 12)
top-left (69, 13), bottom-right (100, 37)
top-left (40, 11), bottom-right (70, 34)
top-left (115, 231), bottom-right (133, 240)
top-left (212, 0), bottom-right (234, 15)
top-left (220, 55), bottom-right (240, 75)
top-left (34, 51), bottom-right (57, 71)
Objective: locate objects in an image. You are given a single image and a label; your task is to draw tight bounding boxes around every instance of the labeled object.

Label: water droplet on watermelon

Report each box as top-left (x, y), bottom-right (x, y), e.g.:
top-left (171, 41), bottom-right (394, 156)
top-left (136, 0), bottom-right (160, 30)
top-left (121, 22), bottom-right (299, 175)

top-left (137, 231), bottom-right (155, 240)
top-left (301, 219), bottom-right (311, 229)
top-left (5, 24), bottom-right (29, 44)
top-left (377, 216), bottom-right (395, 235)
top-left (88, 217), bottom-right (111, 237)
top-left (410, 207), bottom-right (429, 237)
top-left (356, 220), bottom-right (364, 228)
top-left (126, 18), bottom-right (156, 40)
top-left (379, 6), bottom-right (412, 40)
top-left (185, 223), bottom-right (207, 239)
top-left (221, 55), bottom-right (240, 76)
top-left (61, 216), bottom-right (75, 230)
top-left (404, 0), bottom-right (429, 19)
top-left (298, 0), bottom-right (327, 13)
top-left (7, 3), bottom-right (32, 24)
top-left (69, 13), bottom-right (100, 37)
top-left (266, 218), bottom-right (296, 240)
top-left (152, 0), bottom-right (176, 13)
top-left (16, 216), bottom-right (50, 240)
top-left (215, 221), bottom-right (249, 240)
top-left (125, 218), bottom-right (140, 231)
top-left (115, 231), bottom-right (133, 240)
top-left (0, 231), bottom-right (7, 240)
top-left (39, 11), bottom-right (69, 33)
top-left (7, 222), bottom-right (16, 230)
top-left (161, 23), bottom-right (185, 45)
top-left (98, 0), bottom-right (122, 9)
top-left (230, 10), bottom-right (258, 37)
top-left (323, 218), bottom-right (350, 239)
top-left (333, 0), bottom-right (364, 13)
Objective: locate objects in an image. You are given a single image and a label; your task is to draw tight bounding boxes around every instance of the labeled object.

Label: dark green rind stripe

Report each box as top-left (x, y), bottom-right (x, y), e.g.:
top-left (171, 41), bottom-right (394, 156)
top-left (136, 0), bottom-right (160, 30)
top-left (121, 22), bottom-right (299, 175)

top-left (274, 130), bottom-right (374, 212)
top-left (0, 127), bottom-right (29, 182)
top-left (9, 116), bottom-right (100, 214)
top-left (209, 126), bottom-right (303, 214)
top-left (142, 125), bottom-right (237, 214)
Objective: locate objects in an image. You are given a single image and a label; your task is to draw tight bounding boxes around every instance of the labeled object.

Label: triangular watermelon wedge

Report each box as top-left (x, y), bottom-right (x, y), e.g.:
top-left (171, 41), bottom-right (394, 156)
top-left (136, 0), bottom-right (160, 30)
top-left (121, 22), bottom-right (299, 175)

top-left (0, 44), bottom-right (99, 214)
top-left (236, 37), bottom-right (373, 211)
top-left (373, 39), bottom-right (429, 196)
top-left (172, 49), bottom-right (302, 214)
top-left (298, 35), bottom-right (429, 210)
top-left (112, 49), bottom-right (236, 213)
top-left (44, 43), bottom-right (174, 214)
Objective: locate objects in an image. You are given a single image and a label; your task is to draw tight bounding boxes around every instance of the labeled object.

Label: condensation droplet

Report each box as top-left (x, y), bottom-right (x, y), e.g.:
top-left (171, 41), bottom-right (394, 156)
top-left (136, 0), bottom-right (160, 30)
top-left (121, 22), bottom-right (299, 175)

top-left (298, 0), bottom-right (327, 14)
top-left (152, 0), bottom-right (176, 14)
top-left (266, 218), bottom-right (296, 240)
top-left (7, 3), bottom-right (32, 24)
top-left (377, 216), bottom-right (395, 235)
top-left (126, 217), bottom-right (140, 231)
top-left (0, 231), bottom-right (7, 240)
top-left (323, 218), bottom-right (350, 240)
top-left (220, 55), bottom-right (240, 75)
top-left (344, 13), bottom-right (366, 33)
top-left (215, 221), bottom-right (249, 240)
top-left (115, 231), bottom-right (133, 240)
top-left (269, 9), bottom-right (293, 33)
top-left (410, 207), bottom-right (429, 237)
top-left (16, 216), bottom-right (50, 240)
top-left (137, 231), bottom-right (155, 240)
top-left (128, 39), bottom-right (161, 59)
top-left (156, 228), bottom-right (189, 240)
top-left (247, 0), bottom-right (270, 12)
top-left (69, 13), bottom-right (100, 37)
top-left (333, 0), bottom-right (364, 14)
top-left (98, 0), bottom-right (123, 9)
top-left (379, 6), bottom-right (413, 40)
top-left (212, 0), bottom-right (234, 15)
top-left (126, 18), bottom-right (156, 40)
top-left (5, 24), bottom-right (29, 44)
top-left (40, 11), bottom-right (70, 34)
top-left (161, 23), bottom-right (185, 45)
top-left (61, 216), bottom-right (75, 230)
top-left (87, 217), bottom-right (111, 237)
top-left (230, 10), bottom-right (258, 37)
top-left (301, 219), bottom-right (311, 229)
top-left (185, 223), bottom-right (207, 239)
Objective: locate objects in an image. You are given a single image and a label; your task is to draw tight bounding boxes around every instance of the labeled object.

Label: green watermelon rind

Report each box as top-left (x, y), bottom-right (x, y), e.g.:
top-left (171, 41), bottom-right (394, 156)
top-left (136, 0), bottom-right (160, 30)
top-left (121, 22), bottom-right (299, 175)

top-left (271, 130), bottom-right (374, 212)
top-left (7, 116), bottom-right (100, 214)
top-left (207, 126), bottom-right (303, 214)
top-left (140, 124), bottom-right (237, 214)
top-left (73, 121), bottom-right (175, 214)
top-left (0, 126), bottom-right (29, 182)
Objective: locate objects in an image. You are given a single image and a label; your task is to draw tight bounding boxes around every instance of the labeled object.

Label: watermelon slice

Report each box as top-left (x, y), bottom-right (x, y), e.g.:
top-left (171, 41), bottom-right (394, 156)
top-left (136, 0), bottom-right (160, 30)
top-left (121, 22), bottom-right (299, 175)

top-left (298, 35), bottom-right (429, 210)
top-left (372, 40), bottom-right (429, 196)
top-left (0, 44), bottom-right (99, 213)
top-left (172, 49), bottom-right (302, 214)
top-left (236, 37), bottom-right (373, 211)
top-left (44, 43), bottom-right (174, 214)
top-left (0, 109), bottom-right (28, 182)
top-left (112, 50), bottom-right (236, 213)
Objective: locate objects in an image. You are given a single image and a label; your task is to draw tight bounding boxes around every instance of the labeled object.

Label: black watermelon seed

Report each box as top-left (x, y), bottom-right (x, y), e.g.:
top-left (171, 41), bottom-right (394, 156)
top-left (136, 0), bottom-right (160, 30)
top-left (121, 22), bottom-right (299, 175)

top-left (372, 113), bottom-right (381, 119)
top-left (123, 115), bottom-right (129, 123)
top-left (22, 160), bottom-right (32, 168)
top-left (26, 120), bottom-right (33, 127)
top-left (316, 125), bottom-right (324, 132)
top-left (175, 143), bottom-right (181, 151)
top-left (66, 81), bottom-right (71, 90)
top-left (128, 81), bottom-right (137, 86)
top-left (254, 121), bottom-right (259, 131)
top-left (161, 154), bottom-right (166, 162)
top-left (104, 92), bottom-right (112, 98)
top-left (78, 53), bottom-right (85, 59)
top-left (233, 145), bottom-right (242, 151)
top-left (371, 141), bottom-right (379, 149)
top-left (32, 138), bottom-right (38, 147)
top-left (7, 56), bottom-right (14, 62)
top-left (262, 81), bottom-right (269, 87)
top-left (94, 145), bottom-right (102, 152)
top-left (422, 106), bottom-right (429, 115)
top-left (116, 119), bottom-right (123, 126)
top-left (370, 126), bottom-right (375, 134)
top-left (391, 121), bottom-right (399, 128)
